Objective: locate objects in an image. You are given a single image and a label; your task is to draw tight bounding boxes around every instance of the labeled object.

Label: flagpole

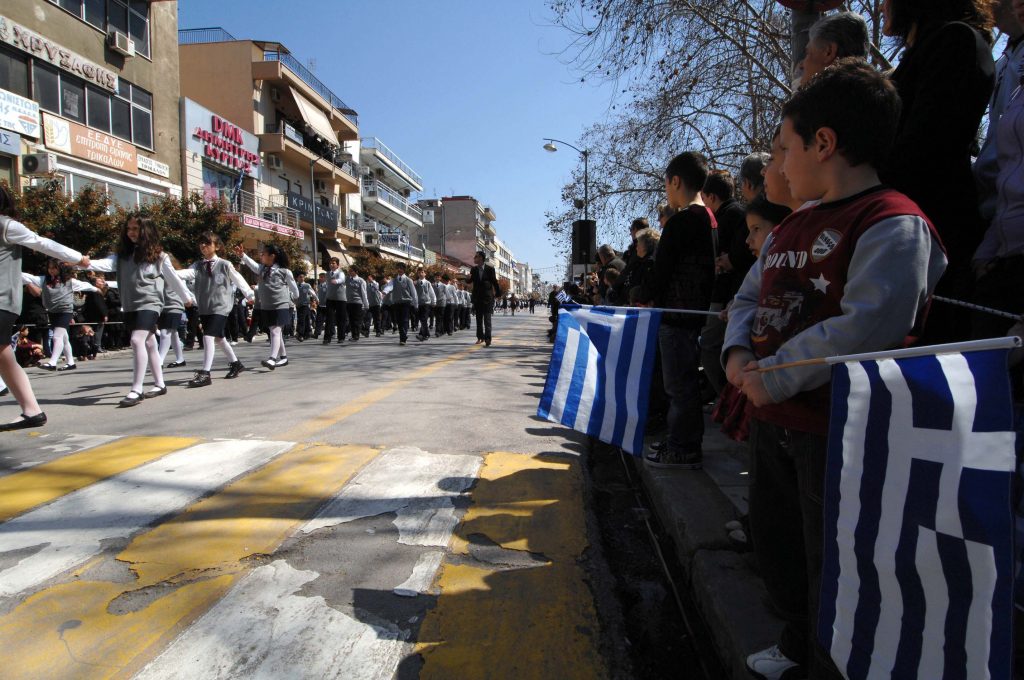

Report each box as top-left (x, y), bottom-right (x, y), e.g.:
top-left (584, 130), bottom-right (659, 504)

top-left (560, 304), bottom-right (720, 317)
top-left (757, 336), bottom-right (1022, 373)
top-left (932, 295), bottom-right (1022, 322)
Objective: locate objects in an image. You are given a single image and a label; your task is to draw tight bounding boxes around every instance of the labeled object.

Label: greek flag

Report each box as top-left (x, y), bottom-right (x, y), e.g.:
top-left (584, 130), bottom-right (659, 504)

top-left (820, 347), bottom-right (1017, 680)
top-left (538, 306), bottom-right (661, 455)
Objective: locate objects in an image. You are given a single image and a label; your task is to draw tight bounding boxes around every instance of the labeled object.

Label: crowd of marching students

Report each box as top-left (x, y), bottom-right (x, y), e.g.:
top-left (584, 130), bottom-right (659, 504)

top-left (549, 2), bottom-right (1024, 678)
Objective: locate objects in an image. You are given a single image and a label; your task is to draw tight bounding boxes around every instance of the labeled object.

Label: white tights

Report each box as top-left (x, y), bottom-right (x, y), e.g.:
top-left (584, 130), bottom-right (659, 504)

top-left (129, 329), bottom-right (164, 396)
top-left (48, 326), bottom-right (74, 367)
top-left (269, 325), bottom-right (284, 360)
top-left (202, 335), bottom-right (238, 371)
top-left (158, 328), bottom-right (184, 365)
top-left (0, 345), bottom-right (40, 419)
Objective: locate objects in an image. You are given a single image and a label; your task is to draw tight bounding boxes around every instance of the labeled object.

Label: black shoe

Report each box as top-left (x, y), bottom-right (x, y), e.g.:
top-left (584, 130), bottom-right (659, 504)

top-left (0, 412), bottom-right (47, 431)
top-left (188, 370), bottom-right (212, 387)
top-left (261, 358), bottom-right (277, 370)
top-left (225, 361), bottom-right (245, 379)
top-left (274, 356), bottom-right (289, 367)
top-left (485, 339), bottom-right (491, 347)
top-left (57, 363), bottom-right (77, 372)
top-left (38, 363), bottom-right (57, 371)
top-left (144, 385), bottom-right (167, 398)
top-left (0, 387), bottom-right (8, 397)
top-left (119, 392), bottom-right (144, 407)
top-left (296, 336), bottom-right (305, 342)
top-left (166, 360), bottom-right (187, 369)
top-left (322, 338), bottom-right (331, 345)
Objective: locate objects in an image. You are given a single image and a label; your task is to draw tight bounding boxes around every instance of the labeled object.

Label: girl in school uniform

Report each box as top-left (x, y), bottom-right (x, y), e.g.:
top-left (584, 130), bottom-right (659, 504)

top-left (0, 184), bottom-right (88, 431)
top-left (234, 243), bottom-right (298, 369)
top-left (85, 214), bottom-right (194, 407)
top-left (157, 268), bottom-right (187, 370)
top-left (176, 232), bottom-right (253, 387)
top-left (22, 259), bottom-right (99, 372)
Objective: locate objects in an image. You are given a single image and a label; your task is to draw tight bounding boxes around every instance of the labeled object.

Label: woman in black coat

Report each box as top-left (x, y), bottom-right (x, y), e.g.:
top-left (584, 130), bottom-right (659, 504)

top-left (881, 0), bottom-right (995, 343)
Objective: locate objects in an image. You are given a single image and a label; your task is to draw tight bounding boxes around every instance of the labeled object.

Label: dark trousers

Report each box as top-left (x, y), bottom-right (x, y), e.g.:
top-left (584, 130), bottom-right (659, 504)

top-left (444, 305), bottom-right (455, 335)
top-left (748, 418), bottom-right (843, 680)
top-left (186, 306), bottom-right (201, 347)
top-left (297, 305), bottom-right (312, 339)
top-left (325, 300), bottom-right (347, 341)
top-left (394, 302), bottom-right (411, 342)
top-left (417, 304), bottom-right (431, 338)
top-left (369, 305), bottom-right (381, 335)
top-left (700, 305), bottom-right (727, 397)
top-left (658, 325), bottom-right (703, 453)
top-left (382, 305), bottom-right (393, 331)
top-left (474, 304), bottom-right (493, 341)
top-left (347, 303), bottom-right (364, 341)
top-left (433, 306), bottom-right (445, 335)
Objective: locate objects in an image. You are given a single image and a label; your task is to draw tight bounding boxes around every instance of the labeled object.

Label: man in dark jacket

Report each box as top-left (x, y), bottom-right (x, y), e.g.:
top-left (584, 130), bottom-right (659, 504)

top-left (596, 244), bottom-right (626, 303)
top-left (467, 251), bottom-right (501, 346)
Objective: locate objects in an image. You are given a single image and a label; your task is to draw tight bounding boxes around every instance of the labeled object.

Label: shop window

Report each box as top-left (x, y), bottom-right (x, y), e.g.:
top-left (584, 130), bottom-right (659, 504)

top-left (86, 86), bottom-right (110, 132)
top-left (0, 48), bottom-right (29, 98)
top-left (71, 173), bottom-right (104, 196)
top-left (107, 183), bottom-right (138, 209)
top-left (60, 78), bottom-right (85, 123)
top-left (33, 63), bottom-right (60, 115)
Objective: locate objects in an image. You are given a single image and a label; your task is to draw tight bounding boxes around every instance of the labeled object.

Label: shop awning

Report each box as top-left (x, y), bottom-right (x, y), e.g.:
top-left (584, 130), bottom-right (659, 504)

top-left (290, 87), bottom-right (339, 146)
top-left (321, 239), bottom-right (351, 267)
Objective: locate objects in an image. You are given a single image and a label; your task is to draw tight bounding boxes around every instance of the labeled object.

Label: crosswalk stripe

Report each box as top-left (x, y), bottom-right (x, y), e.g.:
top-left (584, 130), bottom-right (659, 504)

top-left (0, 443), bottom-right (379, 679)
top-left (0, 436), bottom-right (197, 522)
top-left (416, 451), bottom-right (608, 680)
top-left (0, 439), bottom-right (292, 599)
top-left (134, 447), bottom-right (481, 679)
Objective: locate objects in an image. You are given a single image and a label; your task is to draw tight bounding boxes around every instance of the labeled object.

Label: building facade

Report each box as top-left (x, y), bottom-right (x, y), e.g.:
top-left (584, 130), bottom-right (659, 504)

top-left (419, 195), bottom-right (497, 267)
top-left (2, 1), bottom-right (182, 204)
top-left (357, 137), bottom-right (424, 264)
top-left (178, 27), bottom-right (360, 268)
top-left (492, 235), bottom-right (514, 290)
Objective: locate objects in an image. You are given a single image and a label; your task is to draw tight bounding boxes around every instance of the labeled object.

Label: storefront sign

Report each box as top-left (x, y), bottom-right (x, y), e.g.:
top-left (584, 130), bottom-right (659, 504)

top-left (0, 88), bottom-right (39, 138)
top-left (0, 129), bottom-right (19, 156)
top-left (43, 112), bottom-right (138, 174)
top-left (183, 98), bottom-right (260, 177)
top-left (233, 213), bottom-right (303, 239)
top-left (137, 154), bottom-right (169, 178)
top-left (0, 16), bottom-right (118, 92)
top-left (287, 192), bottom-right (338, 227)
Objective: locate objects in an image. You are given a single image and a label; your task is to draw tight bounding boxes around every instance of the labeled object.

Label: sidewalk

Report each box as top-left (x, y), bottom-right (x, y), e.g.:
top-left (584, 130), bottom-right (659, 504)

top-left (634, 415), bottom-right (783, 680)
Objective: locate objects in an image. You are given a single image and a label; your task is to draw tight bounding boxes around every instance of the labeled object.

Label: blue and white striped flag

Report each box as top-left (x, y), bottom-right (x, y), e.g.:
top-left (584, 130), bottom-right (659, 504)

top-left (820, 347), bottom-right (1017, 680)
top-left (538, 306), bottom-right (661, 455)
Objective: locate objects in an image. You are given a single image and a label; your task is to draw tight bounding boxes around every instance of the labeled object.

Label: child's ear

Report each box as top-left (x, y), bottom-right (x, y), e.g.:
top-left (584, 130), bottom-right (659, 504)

top-left (814, 127), bottom-right (839, 161)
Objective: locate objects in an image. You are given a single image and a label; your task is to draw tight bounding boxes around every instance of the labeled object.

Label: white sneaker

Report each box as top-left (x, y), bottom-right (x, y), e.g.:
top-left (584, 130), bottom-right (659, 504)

top-left (745, 645), bottom-right (803, 680)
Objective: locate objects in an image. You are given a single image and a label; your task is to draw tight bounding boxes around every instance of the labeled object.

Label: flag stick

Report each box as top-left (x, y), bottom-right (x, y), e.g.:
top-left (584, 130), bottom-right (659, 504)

top-left (560, 304), bottom-right (720, 317)
top-left (757, 336), bottom-right (1022, 373)
top-left (933, 295), bottom-right (1022, 322)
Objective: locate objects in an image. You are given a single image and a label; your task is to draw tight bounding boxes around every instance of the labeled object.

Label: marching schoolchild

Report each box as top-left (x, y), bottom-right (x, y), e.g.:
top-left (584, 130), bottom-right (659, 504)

top-left (313, 271), bottom-right (327, 339)
top-left (381, 275), bottom-right (395, 333)
top-left (322, 257), bottom-right (348, 344)
top-left (366, 273), bottom-right (383, 336)
top-left (345, 266), bottom-right (369, 342)
top-left (177, 232), bottom-right (253, 386)
top-left (726, 62), bottom-right (947, 680)
top-left (295, 272), bottom-right (313, 342)
top-left (442, 274), bottom-right (456, 335)
top-left (157, 264), bottom-right (187, 369)
top-left (0, 185), bottom-right (88, 430)
top-left (389, 263), bottom-right (418, 345)
top-left (415, 267), bottom-right (436, 341)
top-left (84, 213), bottom-right (195, 407)
top-left (432, 273), bottom-right (447, 337)
top-left (23, 259), bottom-right (99, 372)
top-left (235, 242), bottom-right (299, 369)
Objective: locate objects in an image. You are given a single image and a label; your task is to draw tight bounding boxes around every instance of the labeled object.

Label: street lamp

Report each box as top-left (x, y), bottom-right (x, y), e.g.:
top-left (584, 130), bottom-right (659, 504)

top-left (542, 138), bottom-right (589, 221)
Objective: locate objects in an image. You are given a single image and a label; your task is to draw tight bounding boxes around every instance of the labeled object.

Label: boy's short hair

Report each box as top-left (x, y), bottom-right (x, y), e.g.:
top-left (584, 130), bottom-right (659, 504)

top-left (630, 217), bottom-right (649, 233)
top-left (665, 152), bottom-right (709, 193)
top-left (330, 257), bottom-right (340, 266)
top-left (781, 59), bottom-right (901, 169)
top-left (702, 170), bottom-right (735, 202)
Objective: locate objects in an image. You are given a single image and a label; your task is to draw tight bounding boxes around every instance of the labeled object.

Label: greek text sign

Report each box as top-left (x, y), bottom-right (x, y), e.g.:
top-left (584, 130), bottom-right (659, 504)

top-left (44, 112), bottom-right (138, 174)
top-left (0, 88), bottom-right (40, 138)
top-left (0, 16), bottom-right (118, 92)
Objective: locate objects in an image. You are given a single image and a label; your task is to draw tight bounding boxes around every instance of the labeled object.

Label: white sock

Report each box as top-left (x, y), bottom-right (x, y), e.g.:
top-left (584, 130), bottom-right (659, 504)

top-left (62, 332), bottom-right (75, 366)
top-left (48, 327), bottom-right (67, 365)
top-left (129, 329), bottom-right (149, 394)
top-left (158, 328), bottom-right (172, 364)
top-left (219, 337), bottom-right (238, 364)
top-left (202, 337), bottom-right (216, 371)
top-left (171, 330), bottom-right (184, 363)
top-left (146, 333), bottom-right (164, 389)
top-left (269, 326), bottom-right (283, 359)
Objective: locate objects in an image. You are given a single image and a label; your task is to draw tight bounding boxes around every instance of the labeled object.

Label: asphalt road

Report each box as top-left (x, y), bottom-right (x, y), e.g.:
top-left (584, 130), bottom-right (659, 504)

top-left (0, 311), bottom-right (627, 679)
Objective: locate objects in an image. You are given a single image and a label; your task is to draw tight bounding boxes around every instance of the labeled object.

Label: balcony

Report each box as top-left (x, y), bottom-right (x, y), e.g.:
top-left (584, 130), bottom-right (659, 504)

top-left (214, 189), bottom-right (299, 229)
top-left (360, 219), bottom-right (424, 262)
top-left (361, 179), bottom-right (423, 229)
top-left (260, 122), bottom-right (360, 194)
top-left (361, 137), bottom-right (423, 192)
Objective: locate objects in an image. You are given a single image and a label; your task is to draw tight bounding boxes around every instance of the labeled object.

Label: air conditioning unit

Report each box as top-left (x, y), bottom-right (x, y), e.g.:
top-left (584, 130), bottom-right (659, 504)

top-left (266, 154), bottom-right (282, 170)
top-left (108, 31), bottom-right (135, 58)
top-left (314, 179), bottom-right (328, 193)
top-left (362, 232), bottom-right (379, 247)
top-left (22, 153), bottom-right (57, 175)
top-left (270, 86), bottom-right (281, 102)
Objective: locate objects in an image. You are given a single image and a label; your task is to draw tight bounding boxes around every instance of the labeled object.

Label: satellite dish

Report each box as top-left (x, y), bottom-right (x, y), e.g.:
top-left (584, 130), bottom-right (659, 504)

top-left (776, 0), bottom-right (844, 10)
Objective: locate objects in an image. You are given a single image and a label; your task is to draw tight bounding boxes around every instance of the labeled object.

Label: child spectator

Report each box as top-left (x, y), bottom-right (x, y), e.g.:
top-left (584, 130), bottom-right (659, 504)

top-left (725, 61), bottom-right (947, 680)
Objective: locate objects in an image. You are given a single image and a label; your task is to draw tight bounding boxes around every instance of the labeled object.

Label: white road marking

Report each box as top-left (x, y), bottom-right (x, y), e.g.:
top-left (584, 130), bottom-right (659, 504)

top-left (393, 551), bottom-right (443, 597)
top-left (0, 439), bottom-right (292, 598)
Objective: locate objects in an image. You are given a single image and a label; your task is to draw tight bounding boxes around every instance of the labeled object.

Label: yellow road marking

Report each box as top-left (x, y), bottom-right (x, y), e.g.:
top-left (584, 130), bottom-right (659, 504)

top-left (280, 344), bottom-right (482, 441)
top-left (417, 451), bottom-right (608, 680)
top-left (0, 436), bottom-right (196, 522)
top-left (0, 443), bottom-right (379, 680)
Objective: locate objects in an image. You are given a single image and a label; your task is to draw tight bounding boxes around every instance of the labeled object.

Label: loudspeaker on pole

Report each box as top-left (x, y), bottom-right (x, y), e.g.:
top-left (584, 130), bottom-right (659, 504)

top-left (571, 220), bottom-right (596, 266)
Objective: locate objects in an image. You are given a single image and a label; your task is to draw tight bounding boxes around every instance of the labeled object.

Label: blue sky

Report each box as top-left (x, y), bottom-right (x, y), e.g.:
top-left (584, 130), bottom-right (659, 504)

top-left (178, 0), bottom-right (616, 283)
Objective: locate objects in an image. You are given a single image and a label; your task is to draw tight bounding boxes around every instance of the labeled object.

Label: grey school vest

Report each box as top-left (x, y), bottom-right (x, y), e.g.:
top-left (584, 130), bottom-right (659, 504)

top-left (117, 253), bottom-right (165, 313)
top-left (433, 281), bottom-right (447, 306)
top-left (162, 276), bottom-right (185, 313)
top-left (41, 278), bottom-right (74, 314)
top-left (257, 264), bottom-right (292, 309)
top-left (345, 277), bottom-right (366, 306)
top-left (0, 217), bottom-right (23, 316)
top-left (193, 258), bottom-right (234, 316)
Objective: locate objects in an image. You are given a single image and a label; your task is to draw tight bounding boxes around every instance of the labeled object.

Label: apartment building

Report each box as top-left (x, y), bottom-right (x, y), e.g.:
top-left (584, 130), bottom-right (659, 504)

top-left (513, 260), bottom-right (533, 298)
top-left (492, 235), bottom-right (514, 289)
top-left (2, 1), bottom-right (181, 202)
top-left (178, 27), bottom-right (360, 267)
top-left (357, 137), bottom-right (424, 263)
top-left (419, 195), bottom-right (497, 267)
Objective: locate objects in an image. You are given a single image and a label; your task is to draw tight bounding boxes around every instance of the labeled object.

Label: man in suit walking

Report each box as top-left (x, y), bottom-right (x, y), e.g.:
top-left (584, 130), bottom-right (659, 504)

top-left (467, 251), bottom-right (501, 347)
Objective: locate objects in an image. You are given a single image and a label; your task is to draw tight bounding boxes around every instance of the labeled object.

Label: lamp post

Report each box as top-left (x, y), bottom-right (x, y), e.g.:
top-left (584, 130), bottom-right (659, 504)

top-left (542, 138), bottom-right (589, 221)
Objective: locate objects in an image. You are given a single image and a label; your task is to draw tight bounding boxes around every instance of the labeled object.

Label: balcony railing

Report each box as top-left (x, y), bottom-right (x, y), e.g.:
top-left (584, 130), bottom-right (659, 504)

top-left (361, 137), bottom-right (423, 187)
top-left (265, 121), bottom-right (304, 146)
top-left (360, 220), bottom-right (424, 261)
top-left (214, 188), bottom-right (300, 229)
top-left (179, 27), bottom-right (237, 44)
top-left (263, 122), bottom-right (359, 179)
top-left (262, 52), bottom-right (357, 125)
top-left (361, 179), bottom-right (422, 221)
